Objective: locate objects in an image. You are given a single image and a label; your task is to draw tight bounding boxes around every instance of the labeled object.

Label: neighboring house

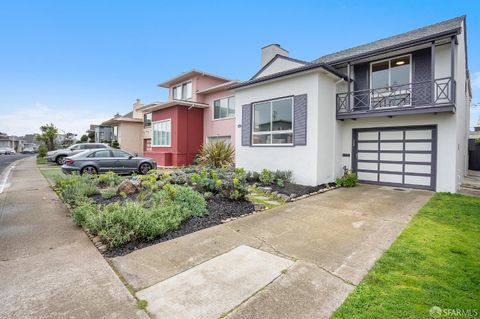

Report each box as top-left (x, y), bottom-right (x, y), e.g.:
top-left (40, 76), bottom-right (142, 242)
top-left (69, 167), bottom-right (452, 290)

top-left (142, 69), bottom-right (238, 166)
top-left (231, 16), bottom-right (471, 192)
top-left (102, 99), bottom-right (146, 156)
top-left (0, 135), bottom-right (24, 152)
top-left (94, 125), bottom-right (114, 143)
top-left (469, 117), bottom-right (480, 140)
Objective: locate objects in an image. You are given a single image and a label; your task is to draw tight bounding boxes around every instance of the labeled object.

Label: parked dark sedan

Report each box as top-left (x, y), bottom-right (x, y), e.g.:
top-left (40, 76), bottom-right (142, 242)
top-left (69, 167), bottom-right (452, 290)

top-left (61, 149), bottom-right (156, 175)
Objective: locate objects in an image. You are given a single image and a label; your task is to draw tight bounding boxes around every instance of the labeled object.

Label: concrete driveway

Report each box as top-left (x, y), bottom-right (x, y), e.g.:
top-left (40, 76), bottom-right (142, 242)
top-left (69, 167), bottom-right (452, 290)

top-left (112, 184), bottom-right (432, 319)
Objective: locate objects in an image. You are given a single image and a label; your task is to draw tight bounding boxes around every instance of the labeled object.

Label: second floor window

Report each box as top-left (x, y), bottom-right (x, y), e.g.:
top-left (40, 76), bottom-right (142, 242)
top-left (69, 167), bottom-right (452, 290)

top-left (173, 81), bottom-right (192, 100)
top-left (371, 55), bottom-right (411, 91)
top-left (144, 113), bottom-right (152, 128)
top-left (213, 96), bottom-right (235, 119)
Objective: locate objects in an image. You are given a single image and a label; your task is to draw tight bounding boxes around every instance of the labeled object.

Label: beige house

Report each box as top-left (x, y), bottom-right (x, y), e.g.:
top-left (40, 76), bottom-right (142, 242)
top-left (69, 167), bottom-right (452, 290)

top-left (102, 99), bottom-right (145, 156)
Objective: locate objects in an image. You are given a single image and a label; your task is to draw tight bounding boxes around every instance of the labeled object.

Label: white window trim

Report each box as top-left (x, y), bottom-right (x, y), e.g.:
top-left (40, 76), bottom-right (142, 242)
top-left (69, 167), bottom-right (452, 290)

top-left (252, 96), bottom-right (294, 146)
top-left (212, 95), bottom-right (235, 120)
top-left (369, 54), bottom-right (412, 108)
top-left (172, 80), bottom-right (193, 100)
top-left (152, 119), bottom-right (172, 147)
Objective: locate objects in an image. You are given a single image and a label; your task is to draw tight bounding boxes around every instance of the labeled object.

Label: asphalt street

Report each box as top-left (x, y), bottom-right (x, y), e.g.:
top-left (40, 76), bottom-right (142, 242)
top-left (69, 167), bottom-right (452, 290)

top-left (0, 154), bottom-right (33, 175)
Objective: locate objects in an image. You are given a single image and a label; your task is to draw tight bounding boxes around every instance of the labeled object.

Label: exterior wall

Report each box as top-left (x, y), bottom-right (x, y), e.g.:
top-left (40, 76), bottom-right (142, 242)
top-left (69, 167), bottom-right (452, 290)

top-left (235, 72), bottom-right (329, 186)
top-left (117, 122), bottom-right (143, 156)
top-left (202, 90), bottom-right (236, 146)
top-left (145, 105), bottom-right (204, 166)
top-left (336, 113), bottom-right (458, 192)
top-left (454, 22), bottom-right (470, 189)
top-left (254, 58), bottom-right (306, 79)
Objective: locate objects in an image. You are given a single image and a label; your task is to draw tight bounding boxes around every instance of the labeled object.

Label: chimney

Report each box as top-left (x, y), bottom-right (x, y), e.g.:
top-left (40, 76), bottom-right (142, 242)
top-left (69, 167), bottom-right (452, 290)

top-left (133, 99), bottom-right (143, 119)
top-left (114, 113), bottom-right (121, 118)
top-left (261, 44), bottom-right (288, 67)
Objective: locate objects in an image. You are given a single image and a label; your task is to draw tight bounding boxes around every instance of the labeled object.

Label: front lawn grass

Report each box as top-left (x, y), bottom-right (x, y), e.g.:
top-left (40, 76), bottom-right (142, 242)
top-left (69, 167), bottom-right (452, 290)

top-left (333, 193), bottom-right (480, 319)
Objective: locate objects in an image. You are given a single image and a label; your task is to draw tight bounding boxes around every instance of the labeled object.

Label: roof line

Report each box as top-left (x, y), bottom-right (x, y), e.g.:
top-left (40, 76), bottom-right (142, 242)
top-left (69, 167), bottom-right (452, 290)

top-left (230, 63), bottom-right (349, 90)
top-left (327, 28), bottom-right (461, 65)
top-left (250, 54), bottom-right (310, 80)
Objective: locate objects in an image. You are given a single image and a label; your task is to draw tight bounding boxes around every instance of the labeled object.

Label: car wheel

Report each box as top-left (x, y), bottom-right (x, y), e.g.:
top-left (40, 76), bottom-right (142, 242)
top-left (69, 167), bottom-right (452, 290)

top-left (81, 166), bottom-right (98, 175)
top-left (139, 163), bottom-right (152, 175)
top-left (56, 155), bottom-right (66, 165)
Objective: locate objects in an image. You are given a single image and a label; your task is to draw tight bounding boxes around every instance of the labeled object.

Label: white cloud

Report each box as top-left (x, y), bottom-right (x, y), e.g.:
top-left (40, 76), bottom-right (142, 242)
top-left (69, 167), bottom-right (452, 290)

top-left (0, 102), bottom-right (112, 137)
top-left (472, 71), bottom-right (480, 91)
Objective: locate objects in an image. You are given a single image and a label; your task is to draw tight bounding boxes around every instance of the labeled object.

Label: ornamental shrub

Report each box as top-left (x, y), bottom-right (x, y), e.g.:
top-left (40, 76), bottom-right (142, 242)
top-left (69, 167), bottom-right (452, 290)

top-left (198, 141), bottom-right (234, 168)
top-left (54, 174), bottom-right (99, 206)
top-left (258, 169), bottom-right (293, 187)
top-left (97, 171), bottom-right (123, 187)
top-left (336, 171), bottom-right (358, 187)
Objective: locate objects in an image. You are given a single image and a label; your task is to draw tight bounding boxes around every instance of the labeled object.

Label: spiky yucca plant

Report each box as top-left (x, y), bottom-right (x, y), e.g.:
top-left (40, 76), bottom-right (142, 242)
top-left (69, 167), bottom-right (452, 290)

top-left (199, 141), bottom-right (235, 168)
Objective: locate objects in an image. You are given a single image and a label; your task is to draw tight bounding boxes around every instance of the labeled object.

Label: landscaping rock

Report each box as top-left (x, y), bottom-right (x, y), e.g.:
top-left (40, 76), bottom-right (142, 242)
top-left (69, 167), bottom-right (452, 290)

top-left (257, 186), bottom-right (272, 194)
top-left (116, 178), bottom-right (140, 195)
top-left (254, 203), bottom-right (265, 211)
top-left (276, 193), bottom-right (290, 202)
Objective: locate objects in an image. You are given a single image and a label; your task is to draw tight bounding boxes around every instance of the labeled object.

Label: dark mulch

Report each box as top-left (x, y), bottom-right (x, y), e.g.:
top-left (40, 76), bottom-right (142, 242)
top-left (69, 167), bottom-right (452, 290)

top-left (90, 193), bottom-right (138, 206)
top-left (102, 196), bottom-right (255, 258)
top-left (266, 181), bottom-right (336, 198)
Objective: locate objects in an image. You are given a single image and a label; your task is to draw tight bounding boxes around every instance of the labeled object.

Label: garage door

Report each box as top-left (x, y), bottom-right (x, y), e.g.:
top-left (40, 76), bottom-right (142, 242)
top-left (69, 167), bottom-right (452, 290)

top-left (352, 126), bottom-right (437, 190)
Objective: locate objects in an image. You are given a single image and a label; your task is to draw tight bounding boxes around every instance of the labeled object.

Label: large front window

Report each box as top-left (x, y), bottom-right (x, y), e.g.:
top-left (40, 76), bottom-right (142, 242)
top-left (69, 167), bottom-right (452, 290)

top-left (172, 81), bottom-right (192, 100)
top-left (252, 97), bottom-right (293, 145)
top-left (213, 96), bottom-right (235, 119)
top-left (152, 119), bottom-right (171, 147)
top-left (371, 55), bottom-right (411, 90)
top-left (370, 55), bottom-right (411, 108)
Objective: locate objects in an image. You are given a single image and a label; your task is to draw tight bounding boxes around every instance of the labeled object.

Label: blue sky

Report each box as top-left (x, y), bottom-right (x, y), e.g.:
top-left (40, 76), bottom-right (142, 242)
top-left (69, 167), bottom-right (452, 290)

top-left (0, 0), bottom-right (479, 136)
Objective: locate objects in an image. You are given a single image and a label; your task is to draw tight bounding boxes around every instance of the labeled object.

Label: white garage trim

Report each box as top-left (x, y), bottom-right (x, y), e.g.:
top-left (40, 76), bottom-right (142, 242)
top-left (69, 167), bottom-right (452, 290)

top-left (352, 125), bottom-right (437, 190)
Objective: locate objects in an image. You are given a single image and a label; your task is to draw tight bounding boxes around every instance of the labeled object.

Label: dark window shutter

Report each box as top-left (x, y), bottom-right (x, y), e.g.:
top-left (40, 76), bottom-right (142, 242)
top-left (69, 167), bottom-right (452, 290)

top-left (412, 48), bottom-right (432, 105)
top-left (241, 104), bottom-right (252, 146)
top-left (293, 94), bottom-right (307, 146)
top-left (353, 63), bottom-right (369, 109)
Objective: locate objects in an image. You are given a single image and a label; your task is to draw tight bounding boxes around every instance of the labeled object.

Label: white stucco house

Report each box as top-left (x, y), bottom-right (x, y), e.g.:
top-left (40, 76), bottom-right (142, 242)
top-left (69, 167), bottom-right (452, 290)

top-left (231, 16), bottom-right (471, 192)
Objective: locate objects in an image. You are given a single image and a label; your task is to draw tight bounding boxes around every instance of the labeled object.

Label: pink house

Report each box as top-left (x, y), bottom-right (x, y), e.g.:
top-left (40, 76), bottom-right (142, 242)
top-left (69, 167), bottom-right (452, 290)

top-left (142, 69), bottom-right (238, 166)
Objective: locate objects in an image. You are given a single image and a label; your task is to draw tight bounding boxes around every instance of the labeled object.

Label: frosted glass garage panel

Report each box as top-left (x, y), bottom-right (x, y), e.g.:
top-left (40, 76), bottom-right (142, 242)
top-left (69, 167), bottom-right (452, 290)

top-left (405, 164), bottom-right (431, 174)
top-left (380, 174), bottom-right (402, 183)
top-left (405, 175), bottom-right (431, 186)
top-left (380, 153), bottom-right (403, 161)
top-left (358, 172), bottom-right (377, 181)
top-left (358, 152), bottom-right (378, 160)
top-left (358, 162), bottom-right (378, 170)
top-left (405, 153), bottom-right (431, 162)
top-left (380, 143), bottom-right (403, 151)
top-left (405, 142), bottom-right (431, 151)
top-left (405, 130), bottom-right (432, 140)
top-left (358, 142), bottom-right (378, 151)
top-left (358, 132), bottom-right (378, 141)
top-left (380, 163), bottom-right (403, 172)
top-left (380, 131), bottom-right (403, 140)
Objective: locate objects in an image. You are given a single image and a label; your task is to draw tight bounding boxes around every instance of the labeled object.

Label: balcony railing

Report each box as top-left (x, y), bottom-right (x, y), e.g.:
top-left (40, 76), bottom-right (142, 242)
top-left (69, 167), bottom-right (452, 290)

top-left (336, 77), bottom-right (455, 115)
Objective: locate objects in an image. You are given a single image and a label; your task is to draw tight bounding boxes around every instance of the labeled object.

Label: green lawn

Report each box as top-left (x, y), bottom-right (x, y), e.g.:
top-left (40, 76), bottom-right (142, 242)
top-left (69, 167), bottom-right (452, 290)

top-left (37, 162), bottom-right (64, 185)
top-left (333, 193), bottom-right (480, 319)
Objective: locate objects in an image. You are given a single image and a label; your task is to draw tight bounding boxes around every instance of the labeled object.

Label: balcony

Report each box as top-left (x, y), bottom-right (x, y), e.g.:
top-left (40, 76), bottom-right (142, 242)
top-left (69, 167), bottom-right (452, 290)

top-left (336, 77), bottom-right (456, 119)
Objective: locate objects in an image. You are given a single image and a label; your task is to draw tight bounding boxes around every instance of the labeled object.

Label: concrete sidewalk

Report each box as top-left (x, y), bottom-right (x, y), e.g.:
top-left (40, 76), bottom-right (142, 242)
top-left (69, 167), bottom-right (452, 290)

top-left (0, 157), bottom-right (146, 319)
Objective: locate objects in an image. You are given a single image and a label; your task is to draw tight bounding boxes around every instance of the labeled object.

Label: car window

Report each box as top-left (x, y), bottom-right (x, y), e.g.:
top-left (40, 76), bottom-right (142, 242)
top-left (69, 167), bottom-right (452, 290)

top-left (111, 150), bottom-right (131, 158)
top-left (70, 145), bottom-right (80, 150)
top-left (96, 144), bottom-right (107, 149)
top-left (92, 150), bottom-right (111, 158)
top-left (79, 144), bottom-right (88, 150)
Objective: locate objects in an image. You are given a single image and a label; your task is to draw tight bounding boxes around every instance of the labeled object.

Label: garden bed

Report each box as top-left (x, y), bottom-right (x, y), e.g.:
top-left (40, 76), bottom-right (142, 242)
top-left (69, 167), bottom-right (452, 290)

top-left (103, 197), bottom-right (255, 257)
top-left (48, 166), bottom-right (347, 258)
